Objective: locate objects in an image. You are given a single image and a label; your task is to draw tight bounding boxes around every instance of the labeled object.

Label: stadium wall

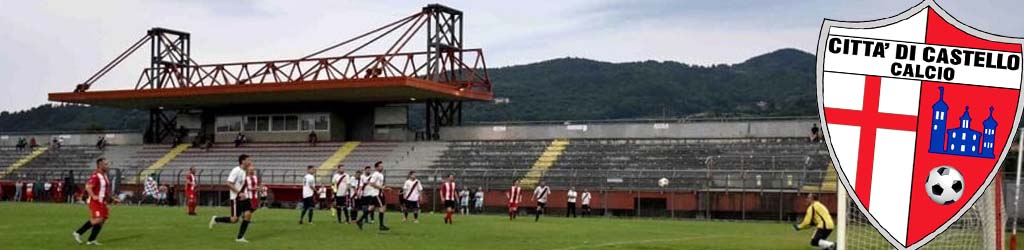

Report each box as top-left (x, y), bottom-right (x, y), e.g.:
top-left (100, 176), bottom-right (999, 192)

top-left (440, 118), bottom-right (818, 140)
top-left (0, 131), bottom-right (143, 146)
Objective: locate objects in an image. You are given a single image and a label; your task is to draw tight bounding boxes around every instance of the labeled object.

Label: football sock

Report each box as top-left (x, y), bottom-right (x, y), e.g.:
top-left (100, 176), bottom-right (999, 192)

top-left (414, 211), bottom-right (419, 220)
top-left (88, 225), bottom-right (102, 241)
top-left (237, 220), bottom-right (249, 239)
top-left (299, 208), bottom-right (308, 222)
top-left (359, 209), bottom-right (369, 223)
top-left (818, 240), bottom-right (835, 249)
top-left (307, 208), bottom-right (313, 223)
top-left (76, 221), bottom-right (92, 234)
top-left (378, 212), bottom-right (385, 227)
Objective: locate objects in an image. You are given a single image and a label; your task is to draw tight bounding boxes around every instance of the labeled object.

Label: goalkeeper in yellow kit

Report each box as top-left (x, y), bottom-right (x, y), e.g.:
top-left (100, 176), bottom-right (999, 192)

top-left (793, 193), bottom-right (835, 250)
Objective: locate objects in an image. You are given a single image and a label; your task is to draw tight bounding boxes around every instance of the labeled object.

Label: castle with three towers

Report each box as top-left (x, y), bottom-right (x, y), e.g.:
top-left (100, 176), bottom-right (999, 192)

top-left (927, 87), bottom-right (998, 159)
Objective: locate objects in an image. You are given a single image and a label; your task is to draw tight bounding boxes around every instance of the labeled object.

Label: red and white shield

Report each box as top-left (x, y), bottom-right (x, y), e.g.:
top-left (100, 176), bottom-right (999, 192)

top-left (818, 1), bottom-right (1024, 249)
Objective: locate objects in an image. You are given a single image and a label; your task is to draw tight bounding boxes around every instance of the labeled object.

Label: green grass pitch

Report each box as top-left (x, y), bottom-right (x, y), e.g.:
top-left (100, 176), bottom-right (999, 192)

top-left (0, 202), bottom-right (1010, 250)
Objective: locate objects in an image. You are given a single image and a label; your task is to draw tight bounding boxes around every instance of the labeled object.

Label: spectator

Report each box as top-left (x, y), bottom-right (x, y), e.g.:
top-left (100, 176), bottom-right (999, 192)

top-left (172, 126), bottom-right (187, 147)
top-left (308, 131), bottom-right (318, 146)
top-left (474, 187), bottom-right (484, 214)
top-left (166, 185), bottom-right (177, 207)
top-left (43, 181), bottom-right (52, 202)
top-left (96, 136), bottom-right (107, 150)
top-left (16, 137), bottom-right (27, 151)
top-left (117, 191), bottom-right (134, 204)
top-left (156, 185), bottom-right (168, 206)
top-left (25, 181), bottom-right (35, 202)
top-left (317, 186), bottom-right (328, 209)
top-left (53, 181), bottom-right (63, 203)
top-left (258, 185), bottom-right (270, 208)
top-left (234, 133), bottom-right (247, 147)
top-left (29, 137), bottom-right (37, 149)
top-left (191, 134), bottom-right (203, 147)
top-left (204, 134), bottom-right (214, 152)
top-left (64, 170), bottom-right (76, 203)
top-left (14, 180), bottom-right (22, 202)
top-left (810, 123), bottom-right (822, 142)
top-left (141, 174), bottom-right (159, 205)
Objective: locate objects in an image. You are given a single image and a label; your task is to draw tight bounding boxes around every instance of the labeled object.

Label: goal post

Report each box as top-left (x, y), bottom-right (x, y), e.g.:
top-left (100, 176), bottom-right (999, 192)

top-left (837, 174), bottom-right (1005, 250)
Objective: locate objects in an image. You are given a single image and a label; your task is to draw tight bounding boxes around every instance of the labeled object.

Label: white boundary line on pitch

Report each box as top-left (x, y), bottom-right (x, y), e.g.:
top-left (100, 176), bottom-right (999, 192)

top-left (551, 235), bottom-right (725, 250)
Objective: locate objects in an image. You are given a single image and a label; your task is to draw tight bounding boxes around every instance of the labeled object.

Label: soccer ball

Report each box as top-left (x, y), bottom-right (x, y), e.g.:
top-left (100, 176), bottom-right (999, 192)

top-left (925, 166), bottom-right (964, 205)
top-left (657, 178), bottom-right (670, 187)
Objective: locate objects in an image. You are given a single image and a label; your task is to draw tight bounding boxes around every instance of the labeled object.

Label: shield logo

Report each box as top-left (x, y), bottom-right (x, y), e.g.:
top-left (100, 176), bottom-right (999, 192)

top-left (817, 0), bottom-right (1024, 249)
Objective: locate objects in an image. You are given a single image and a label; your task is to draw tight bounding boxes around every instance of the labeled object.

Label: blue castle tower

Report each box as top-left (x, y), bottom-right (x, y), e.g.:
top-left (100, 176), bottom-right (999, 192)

top-left (928, 87), bottom-right (949, 152)
top-left (982, 106), bottom-right (998, 158)
top-left (927, 86), bottom-right (997, 159)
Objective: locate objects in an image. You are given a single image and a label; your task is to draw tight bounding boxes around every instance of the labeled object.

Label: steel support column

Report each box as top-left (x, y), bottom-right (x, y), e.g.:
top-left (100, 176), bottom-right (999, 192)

top-left (424, 100), bottom-right (462, 140)
top-left (145, 108), bottom-right (178, 143)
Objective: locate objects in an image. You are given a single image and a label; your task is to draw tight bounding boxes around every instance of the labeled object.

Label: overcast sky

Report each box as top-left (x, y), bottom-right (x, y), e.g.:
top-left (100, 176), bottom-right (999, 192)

top-left (0, 0), bottom-right (1021, 112)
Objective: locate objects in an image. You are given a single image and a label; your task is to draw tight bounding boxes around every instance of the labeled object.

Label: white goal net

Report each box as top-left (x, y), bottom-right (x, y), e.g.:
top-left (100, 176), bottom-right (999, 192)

top-left (837, 176), bottom-right (1005, 250)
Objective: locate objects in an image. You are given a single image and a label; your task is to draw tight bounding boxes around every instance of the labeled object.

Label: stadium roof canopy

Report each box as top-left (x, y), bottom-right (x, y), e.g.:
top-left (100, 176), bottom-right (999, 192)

top-left (49, 76), bottom-right (491, 109)
top-left (48, 4), bottom-right (492, 110)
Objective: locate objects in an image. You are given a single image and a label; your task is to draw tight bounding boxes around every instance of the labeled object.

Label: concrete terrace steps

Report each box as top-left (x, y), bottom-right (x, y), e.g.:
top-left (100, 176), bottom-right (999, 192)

top-left (0, 147), bottom-right (48, 179)
top-left (152, 141), bottom-right (371, 184)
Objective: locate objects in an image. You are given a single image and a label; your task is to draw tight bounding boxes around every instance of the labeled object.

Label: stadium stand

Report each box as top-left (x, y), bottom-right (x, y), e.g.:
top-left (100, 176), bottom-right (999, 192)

top-left (338, 141), bottom-right (401, 172)
top-left (0, 148), bottom-right (36, 179)
top-left (151, 142), bottom-right (347, 184)
top-left (3, 146), bottom-right (102, 180)
top-left (427, 138), bottom-right (830, 190)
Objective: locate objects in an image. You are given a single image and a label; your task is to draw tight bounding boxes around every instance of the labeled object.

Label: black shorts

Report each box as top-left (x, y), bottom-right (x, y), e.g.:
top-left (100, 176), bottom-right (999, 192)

top-left (443, 200), bottom-right (457, 209)
top-left (302, 197), bottom-right (314, 209)
top-left (232, 199), bottom-right (254, 217)
top-left (404, 200), bottom-right (420, 209)
top-left (811, 229), bottom-right (833, 246)
top-left (361, 196), bottom-right (383, 207)
top-left (537, 202), bottom-right (547, 209)
top-left (582, 204), bottom-right (590, 210)
top-left (335, 196), bottom-right (347, 207)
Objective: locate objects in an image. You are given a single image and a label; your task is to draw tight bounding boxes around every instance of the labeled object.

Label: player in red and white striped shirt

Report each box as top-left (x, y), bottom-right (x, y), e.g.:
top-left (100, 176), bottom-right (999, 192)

top-left (185, 167), bottom-right (198, 216)
top-left (73, 158), bottom-right (119, 245)
top-left (439, 174), bottom-right (457, 224)
top-left (506, 179), bottom-right (523, 221)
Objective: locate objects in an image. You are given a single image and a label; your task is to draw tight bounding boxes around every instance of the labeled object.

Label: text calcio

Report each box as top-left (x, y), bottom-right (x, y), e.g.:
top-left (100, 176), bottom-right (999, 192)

top-left (827, 37), bottom-right (1021, 81)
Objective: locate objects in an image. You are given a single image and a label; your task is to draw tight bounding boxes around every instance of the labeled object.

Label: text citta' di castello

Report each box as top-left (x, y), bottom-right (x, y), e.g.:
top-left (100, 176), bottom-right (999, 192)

top-left (927, 87), bottom-right (997, 159)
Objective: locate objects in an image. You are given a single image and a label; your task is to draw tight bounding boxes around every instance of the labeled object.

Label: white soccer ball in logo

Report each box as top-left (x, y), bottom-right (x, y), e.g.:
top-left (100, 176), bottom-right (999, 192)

top-left (657, 177), bottom-right (670, 187)
top-left (925, 166), bottom-right (964, 205)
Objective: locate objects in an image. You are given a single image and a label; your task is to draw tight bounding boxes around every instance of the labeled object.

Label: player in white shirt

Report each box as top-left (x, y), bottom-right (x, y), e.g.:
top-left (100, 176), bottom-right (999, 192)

top-left (474, 187), bottom-right (485, 214)
top-left (401, 171), bottom-right (423, 223)
top-left (566, 187), bottom-right (578, 218)
top-left (532, 181), bottom-right (551, 222)
top-left (209, 154), bottom-right (256, 243)
top-left (299, 166), bottom-right (316, 225)
top-left (356, 162), bottom-right (390, 231)
top-left (348, 170), bottom-right (363, 224)
top-left (332, 165), bottom-right (352, 224)
top-left (581, 189), bottom-right (593, 217)
top-left (459, 188), bottom-right (470, 215)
